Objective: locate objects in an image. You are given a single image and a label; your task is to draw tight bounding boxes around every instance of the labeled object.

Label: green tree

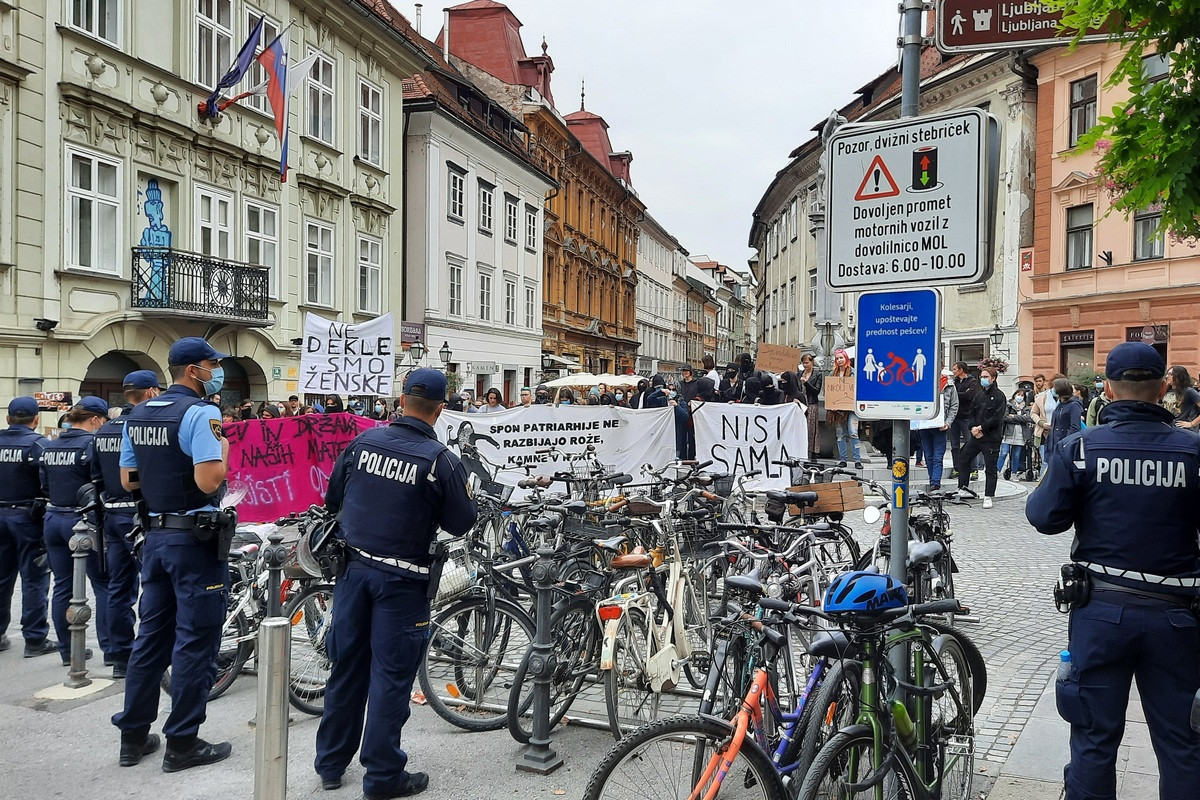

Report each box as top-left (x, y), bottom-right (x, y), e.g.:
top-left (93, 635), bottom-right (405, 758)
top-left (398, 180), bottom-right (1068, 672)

top-left (1044, 1), bottom-right (1200, 239)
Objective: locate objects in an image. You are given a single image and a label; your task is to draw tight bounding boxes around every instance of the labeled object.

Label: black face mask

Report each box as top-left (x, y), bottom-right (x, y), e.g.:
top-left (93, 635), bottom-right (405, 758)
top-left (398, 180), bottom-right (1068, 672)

top-left (240, 408), bottom-right (254, 420)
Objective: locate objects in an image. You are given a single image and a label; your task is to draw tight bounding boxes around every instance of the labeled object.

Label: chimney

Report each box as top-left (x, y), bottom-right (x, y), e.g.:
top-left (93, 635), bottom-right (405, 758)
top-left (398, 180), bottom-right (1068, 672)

top-left (443, 8), bottom-right (450, 62)
top-left (415, 3), bottom-right (422, 35)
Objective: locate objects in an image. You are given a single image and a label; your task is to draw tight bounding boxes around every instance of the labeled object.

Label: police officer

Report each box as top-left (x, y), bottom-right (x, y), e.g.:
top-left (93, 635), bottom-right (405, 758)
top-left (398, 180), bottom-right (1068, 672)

top-left (0, 397), bottom-right (54, 657)
top-left (39, 396), bottom-right (113, 666)
top-left (1026, 342), bottom-right (1200, 800)
top-left (111, 337), bottom-right (232, 771)
top-left (91, 371), bottom-right (162, 677)
top-left (315, 368), bottom-right (477, 799)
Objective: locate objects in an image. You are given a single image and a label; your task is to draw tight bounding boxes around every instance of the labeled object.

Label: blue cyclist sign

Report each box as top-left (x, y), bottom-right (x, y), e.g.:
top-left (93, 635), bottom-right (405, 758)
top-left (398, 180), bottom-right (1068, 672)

top-left (854, 289), bottom-right (941, 421)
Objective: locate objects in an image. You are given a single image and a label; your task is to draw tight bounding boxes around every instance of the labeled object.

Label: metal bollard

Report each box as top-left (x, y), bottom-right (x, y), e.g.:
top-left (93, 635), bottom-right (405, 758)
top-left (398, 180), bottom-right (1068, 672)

top-left (515, 546), bottom-right (563, 774)
top-left (64, 514), bottom-right (96, 689)
top-left (254, 532), bottom-right (291, 800)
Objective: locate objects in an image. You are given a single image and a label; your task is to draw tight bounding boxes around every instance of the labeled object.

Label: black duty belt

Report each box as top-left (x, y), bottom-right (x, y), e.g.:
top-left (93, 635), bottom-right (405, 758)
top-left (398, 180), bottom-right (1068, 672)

top-left (1091, 576), bottom-right (1196, 608)
top-left (147, 514), bottom-right (198, 531)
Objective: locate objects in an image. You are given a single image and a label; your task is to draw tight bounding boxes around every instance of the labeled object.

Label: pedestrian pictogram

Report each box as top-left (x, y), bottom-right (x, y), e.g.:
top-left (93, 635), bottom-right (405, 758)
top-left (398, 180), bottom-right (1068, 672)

top-left (911, 146), bottom-right (939, 192)
top-left (853, 154), bottom-right (901, 201)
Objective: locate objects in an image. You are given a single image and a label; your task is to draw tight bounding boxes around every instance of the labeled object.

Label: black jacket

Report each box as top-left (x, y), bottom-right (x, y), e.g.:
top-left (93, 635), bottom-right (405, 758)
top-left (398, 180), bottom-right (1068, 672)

top-left (969, 383), bottom-right (1007, 441)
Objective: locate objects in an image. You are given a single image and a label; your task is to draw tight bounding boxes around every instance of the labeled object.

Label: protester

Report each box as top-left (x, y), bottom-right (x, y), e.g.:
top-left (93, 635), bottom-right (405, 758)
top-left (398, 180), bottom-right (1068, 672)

top-left (518, 387), bottom-right (533, 408)
top-left (949, 361), bottom-right (981, 480)
top-left (826, 349), bottom-right (862, 469)
top-left (477, 388), bottom-right (504, 413)
top-left (324, 395), bottom-right (345, 415)
top-left (281, 396), bottom-right (300, 417)
top-left (1165, 365), bottom-right (1200, 431)
top-left (258, 402), bottom-right (279, 420)
top-left (719, 362), bottom-right (741, 403)
top-left (220, 407), bottom-right (237, 424)
top-left (1046, 378), bottom-right (1083, 453)
top-left (370, 399), bottom-right (389, 421)
top-left (1031, 373), bottom-right (1064, 476)
top-left (798, 353), bottom-right (823, 457)
top-left (678, 367), bottom-right (700, 403)
top-left (998, 388), bottom-right (1032, 481)
top-left (955, 365), bottom-right (1006, 507)
top-left (238, 399), bottom-right (255, 420)
top-left (534, 385), bottom-right (551, 405)
top-left (1086, 379), bottom-right (1110, 429)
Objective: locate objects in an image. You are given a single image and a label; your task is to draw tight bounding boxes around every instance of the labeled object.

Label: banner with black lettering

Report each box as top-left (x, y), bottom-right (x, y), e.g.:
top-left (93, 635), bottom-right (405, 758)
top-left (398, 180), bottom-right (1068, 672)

top-left (300, 311), bottom-right (396, 396)
top-left (436, 405), bottom-right (676, 493)
top-left (692, 401), bottom-right (808, 490)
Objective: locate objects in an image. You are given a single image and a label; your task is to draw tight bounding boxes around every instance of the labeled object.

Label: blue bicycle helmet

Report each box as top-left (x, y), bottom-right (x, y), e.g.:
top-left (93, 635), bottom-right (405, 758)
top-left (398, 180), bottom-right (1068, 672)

top-left (823, 570), bottom-right (908, 613)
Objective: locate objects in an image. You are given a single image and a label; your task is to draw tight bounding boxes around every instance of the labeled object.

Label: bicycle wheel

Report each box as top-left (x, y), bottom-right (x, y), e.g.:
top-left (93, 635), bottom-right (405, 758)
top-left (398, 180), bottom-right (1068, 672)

top-left (603, 606), bottom-right (659, 739)
top-left (791, 659), bottom-right (863, 779)
top-left (507, 597), bottom-right (599, 743)
top-left (812, 524), bottom-right (862, 575)
top-left (584, 714), bottom-right (787, 800)
top-left (417, 596), bottom-right (534, 731)
top-left (162, 607), bottom-right (252, 702)
top-left (798, 727), bottom-right (915, 800)
top-left (921, 620), bottom-right (986, 714)
top-left (681, 575), bottom-right (711, 689)
top-left (927, 636), bottom-right (974, 800)
top-left (284, 582), bottom-right (335, 716)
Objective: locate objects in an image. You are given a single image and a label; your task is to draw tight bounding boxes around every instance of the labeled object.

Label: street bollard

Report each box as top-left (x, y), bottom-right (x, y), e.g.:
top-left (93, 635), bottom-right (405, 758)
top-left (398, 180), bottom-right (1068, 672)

top-left (515, 546), bottom-right (563, 774)
top-left (254, 533), bottom-right (291, 800)
top-left (64, 514), bottom-right (96, 689)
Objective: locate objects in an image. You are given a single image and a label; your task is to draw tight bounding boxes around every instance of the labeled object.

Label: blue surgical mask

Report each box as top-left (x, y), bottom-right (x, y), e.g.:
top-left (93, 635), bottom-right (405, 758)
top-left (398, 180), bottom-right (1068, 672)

top-left (195, 365), bottom-right (224, 396)
top-left (615, 392), bottom-right (624, 400)
top-left (61, 421), bottom-right (72, 429)
top-left (1094, 382), bottom-right (1103, 390)
top-left (980, 378), bottom-right (991, 388)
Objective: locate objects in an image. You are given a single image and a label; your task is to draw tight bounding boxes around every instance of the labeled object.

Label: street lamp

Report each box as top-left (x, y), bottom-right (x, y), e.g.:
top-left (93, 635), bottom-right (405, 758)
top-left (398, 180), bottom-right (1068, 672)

top-left (990, 324), bottom-right (1010, 356)
top-left (410, 339), bottom-right (425, 362)
top-left (541, 353), bottom-right (553, 370)
top-left (439, 341), bottom-right (452, 365)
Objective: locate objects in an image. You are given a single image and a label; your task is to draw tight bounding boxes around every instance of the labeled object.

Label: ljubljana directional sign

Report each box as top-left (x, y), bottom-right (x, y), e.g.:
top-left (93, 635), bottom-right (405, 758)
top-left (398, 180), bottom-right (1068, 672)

top-left (825, 107), bottom-right (990, 291)
top-left (935, 1), bottom-right (1120, 54)
top-left (854, 289), bottom-right (941, 421)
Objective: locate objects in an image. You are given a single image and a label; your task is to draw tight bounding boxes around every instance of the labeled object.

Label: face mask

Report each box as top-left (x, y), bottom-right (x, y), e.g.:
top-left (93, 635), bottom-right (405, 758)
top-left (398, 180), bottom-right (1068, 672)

top-left (375, 404), bottom-right (384, 413)
top-left (1094, 382), bottom-right (1103, 390)
top-left (980, 378), bottom-right (991, 388)
top-left (194, 365), bottom-right (224, 396)
top-left (615, 392), bottom-right (624, 400)
top-left (62, 421), bottom-right (72, 429)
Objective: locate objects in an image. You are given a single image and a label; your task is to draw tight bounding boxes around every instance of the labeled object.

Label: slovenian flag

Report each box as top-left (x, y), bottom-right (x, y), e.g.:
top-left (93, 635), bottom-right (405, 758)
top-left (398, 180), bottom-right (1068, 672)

top-left (256, 32), bottom-right (290, 181)
top-left (204, 16), bottom-right (265, 118)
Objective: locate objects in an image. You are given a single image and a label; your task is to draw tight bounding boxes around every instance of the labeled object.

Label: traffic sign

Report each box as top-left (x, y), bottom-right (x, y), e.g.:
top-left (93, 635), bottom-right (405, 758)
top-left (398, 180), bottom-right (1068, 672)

top-left (825, 107), bottom-right (991, 291)
top-left (935, 1), bottom-right (1121, 54)
top-left (854, 289), bottom-right (940, 421)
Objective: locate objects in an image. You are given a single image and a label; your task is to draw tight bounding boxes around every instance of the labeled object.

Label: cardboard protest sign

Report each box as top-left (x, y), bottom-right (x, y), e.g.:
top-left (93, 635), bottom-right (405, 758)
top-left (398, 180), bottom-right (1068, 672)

top-left (825, 376), bottom-right (855, 411)
top-left (300, 312), bottom-right (396, 396)
top-left (755, 343), bottom-right (804, 375)
top-left (692, 402), bottom-right (807, 490)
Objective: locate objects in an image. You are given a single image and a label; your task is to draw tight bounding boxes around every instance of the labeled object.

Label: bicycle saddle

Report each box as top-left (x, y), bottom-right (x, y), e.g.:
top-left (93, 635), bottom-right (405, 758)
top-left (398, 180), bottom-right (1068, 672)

top-left (807, 630), bottom-right (855, 659)
top-left (766, 489), bottom-right (819, 507)
top-left (724, 574), bottom-right (766, 597)
top-left (591, 534), bottom-right (628, 552)
top-left (610, 551), bottom-right (654, 570)
top-left (906, 540), bottom-right (945, 568)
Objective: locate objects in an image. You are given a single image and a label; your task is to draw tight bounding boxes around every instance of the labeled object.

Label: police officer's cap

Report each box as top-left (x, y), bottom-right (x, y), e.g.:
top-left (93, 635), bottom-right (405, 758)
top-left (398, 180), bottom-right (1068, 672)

top-left (168, 337), bottom-right (230, 366)
top-left (78, 396), bottom-right (111, 416)
top-left (404, 368), bottom-right (447, 400)
top-left (7, 396), bottom-right (39, 416)
top-left (123, 369), bottom-right (164, 390)
top-left (1104, 341), bottom-right (1166, 381)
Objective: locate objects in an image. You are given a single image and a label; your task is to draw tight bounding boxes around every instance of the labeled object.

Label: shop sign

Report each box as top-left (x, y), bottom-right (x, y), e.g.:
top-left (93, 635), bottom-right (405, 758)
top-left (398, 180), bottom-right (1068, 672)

top-left (1059, 330), bottom-right (1094, 346)
top-left (1127, 325), bottom-right (1168, 344)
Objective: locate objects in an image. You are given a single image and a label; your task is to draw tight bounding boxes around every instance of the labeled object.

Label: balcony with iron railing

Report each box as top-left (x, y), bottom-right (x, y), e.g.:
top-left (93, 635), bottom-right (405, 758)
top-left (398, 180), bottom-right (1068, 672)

top-left (130, 247), bottom-right (271, 327)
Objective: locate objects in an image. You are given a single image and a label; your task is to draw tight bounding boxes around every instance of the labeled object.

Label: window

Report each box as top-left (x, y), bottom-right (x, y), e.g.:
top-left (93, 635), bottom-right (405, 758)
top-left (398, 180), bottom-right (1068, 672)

top-left (66, 148), bottom-right (120, 272)
top-left (504, 279), bottom-right (516, 326)
top-left (504, 196), bottom-right (519, 242)
top-left (1142, 53), bottom-right (1170, 83)
top-left (304, 220), bottom-right (334, 306)
top-left (448, 259), bottom-right (463, 316)
top-left (772, 220), bottom-right (780, 257)
top-left (197, 0), bottom-right (232, 89)
top-left (243, 12), bottom-right (280, 115)
top-left (195, 185), bottom-right (232, 258)
top-left (525, 206), bottom-right (538, 251)
top-left (1134, 204), bottom-right (1164, 261)
top-left (478, 182), bottom-right (494, 233)
top-left (306, 50), bottom-right (335, 145)
top-left (808, 269), bottom-right (817, 315)
top-left (1068, 75), bottom-right (1097, 147)
top-left (447, 165), bottom-right (465, 221)
top-left (764, 227), bottom-right (772, 263)
top-left (479, 272), bottom-right (492, 321)
top-left (358, 79), bottom-right (383, 166)
top-left (789, 278), bottom-right (797, 320)
top-left (244, 200), bottom-right (278, 297)
top-left (357, 235), bottom-right (382, 313)
top-left (789, 198), bottom-right (798, 241)
top-left (525, 286), bottom-right (536, 329)
top-left (71, 0), bottom-right (119, 44)
top-left (1065, 204), bottom-right (1094, 270)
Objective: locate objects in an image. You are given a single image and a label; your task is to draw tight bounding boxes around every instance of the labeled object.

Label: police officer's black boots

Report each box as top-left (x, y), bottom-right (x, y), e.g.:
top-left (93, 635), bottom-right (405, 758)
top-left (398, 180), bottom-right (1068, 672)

top-left (161, 737), bottom-right (232, 773)
top-left (23, 639), bottom-right (56, 658)
top-left (119, 733), bottom-right (160, 767)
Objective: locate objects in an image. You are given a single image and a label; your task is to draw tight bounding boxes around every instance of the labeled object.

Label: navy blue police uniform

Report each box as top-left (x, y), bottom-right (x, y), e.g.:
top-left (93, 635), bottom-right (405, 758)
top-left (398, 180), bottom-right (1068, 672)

top-left (0, 397), bottom-right (53, 653)
top-left (1027, 342), bottom-right (1200, 800)
top-left (39, 397), bottom-right (113, 664)
top-left (315, 369), bottom-right (477, 799)
top-left (111, 340), bottom-right (230, 765)
top-left (91, 370), bottom-right (161, 673)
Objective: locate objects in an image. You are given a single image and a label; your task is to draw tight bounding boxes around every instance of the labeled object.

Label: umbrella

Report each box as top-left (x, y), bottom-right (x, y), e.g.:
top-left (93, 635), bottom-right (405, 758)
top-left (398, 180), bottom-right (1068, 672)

top-left (542, 372), bottom-right (598, 388)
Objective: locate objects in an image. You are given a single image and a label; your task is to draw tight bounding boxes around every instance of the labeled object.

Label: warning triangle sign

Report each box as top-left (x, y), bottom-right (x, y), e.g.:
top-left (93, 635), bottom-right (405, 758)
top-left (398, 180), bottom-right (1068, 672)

top-left (854, 155), bottom-right (901, 201)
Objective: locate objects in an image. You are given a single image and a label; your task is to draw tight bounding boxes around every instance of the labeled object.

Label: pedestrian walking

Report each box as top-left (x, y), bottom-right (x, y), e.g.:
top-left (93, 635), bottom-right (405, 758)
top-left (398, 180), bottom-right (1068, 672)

top-left (111, 336), bottom-right (234, 771)
top-left (90, 371), bottom-right (162, 677)
top-left (0, 397), bottom-right (54, 657)
top-left (955, 365), bottom-right (1006, 507)
top-left (314, 368), bottom-right (477, 798)
top-left (1026, 341), bottom-right (1200, 800)
top-left (39, 396), bottom-right (113, 666)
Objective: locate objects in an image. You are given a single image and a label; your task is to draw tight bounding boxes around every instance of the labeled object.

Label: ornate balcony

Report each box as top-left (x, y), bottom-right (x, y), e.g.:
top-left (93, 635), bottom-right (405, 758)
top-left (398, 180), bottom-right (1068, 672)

top-left (130, 247), bottom-right (271, 326)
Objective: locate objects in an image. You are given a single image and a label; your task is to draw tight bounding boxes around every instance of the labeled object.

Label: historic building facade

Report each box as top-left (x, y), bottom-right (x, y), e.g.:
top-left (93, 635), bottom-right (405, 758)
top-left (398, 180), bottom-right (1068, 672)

top-left (1021, 42), bottom-right (1199, 378)
top-left (636, 212), bottom-right (687, 375)
top-left (0, 0), bottom-right (426, 407)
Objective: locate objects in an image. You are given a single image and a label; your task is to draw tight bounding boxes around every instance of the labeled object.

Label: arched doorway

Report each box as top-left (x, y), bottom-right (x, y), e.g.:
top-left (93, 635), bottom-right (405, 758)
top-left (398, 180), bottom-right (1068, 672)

top-left (80, 351), bottom-right (163, 407)
top-left (218, 357), bottom-right (268, 409)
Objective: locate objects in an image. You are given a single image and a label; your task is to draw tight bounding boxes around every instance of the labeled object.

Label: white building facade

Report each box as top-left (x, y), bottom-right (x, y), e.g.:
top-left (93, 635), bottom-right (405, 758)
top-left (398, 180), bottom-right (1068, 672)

top-left (635, 213), bottom-right (686, 374)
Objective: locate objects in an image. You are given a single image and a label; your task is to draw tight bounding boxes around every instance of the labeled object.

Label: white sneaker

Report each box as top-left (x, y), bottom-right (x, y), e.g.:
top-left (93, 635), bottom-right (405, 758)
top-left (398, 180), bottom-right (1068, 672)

top-left (982, 497), bottom-right (993, 509)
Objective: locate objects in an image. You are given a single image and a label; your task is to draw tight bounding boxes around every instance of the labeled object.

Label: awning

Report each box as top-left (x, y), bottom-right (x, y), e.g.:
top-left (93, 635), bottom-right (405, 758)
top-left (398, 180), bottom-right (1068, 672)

top-left (543, 354), bottom-right (583, 372)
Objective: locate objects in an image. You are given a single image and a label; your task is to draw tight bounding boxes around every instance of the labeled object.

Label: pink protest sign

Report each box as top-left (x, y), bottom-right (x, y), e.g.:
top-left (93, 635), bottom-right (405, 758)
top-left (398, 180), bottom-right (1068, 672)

top-left (224, 413), bottom-right (382, 523)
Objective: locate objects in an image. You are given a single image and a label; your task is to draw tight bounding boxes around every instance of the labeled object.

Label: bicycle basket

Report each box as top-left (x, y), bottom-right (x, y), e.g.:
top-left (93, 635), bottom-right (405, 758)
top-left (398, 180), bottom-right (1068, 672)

top-left (712, 474), bottom-right (735, 498)
top-left (434, 539), bottom-right (473, 606)
top-left (478, 480), bottom-right (515, 504)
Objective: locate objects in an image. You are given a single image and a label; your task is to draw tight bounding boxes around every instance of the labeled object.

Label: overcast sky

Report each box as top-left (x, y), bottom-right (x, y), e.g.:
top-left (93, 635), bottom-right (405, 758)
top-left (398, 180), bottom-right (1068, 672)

top-left (395, 0), bottom-right (901, 273)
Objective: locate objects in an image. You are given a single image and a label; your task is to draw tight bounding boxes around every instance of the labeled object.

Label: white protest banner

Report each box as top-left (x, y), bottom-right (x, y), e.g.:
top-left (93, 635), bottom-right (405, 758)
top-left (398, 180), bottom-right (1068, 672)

top-left (300, 312), bottom-right (396, 396)
top-left (692, 401), bottom-right (808, 491)
top-left (436, 405), bottom-right (676, 495)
